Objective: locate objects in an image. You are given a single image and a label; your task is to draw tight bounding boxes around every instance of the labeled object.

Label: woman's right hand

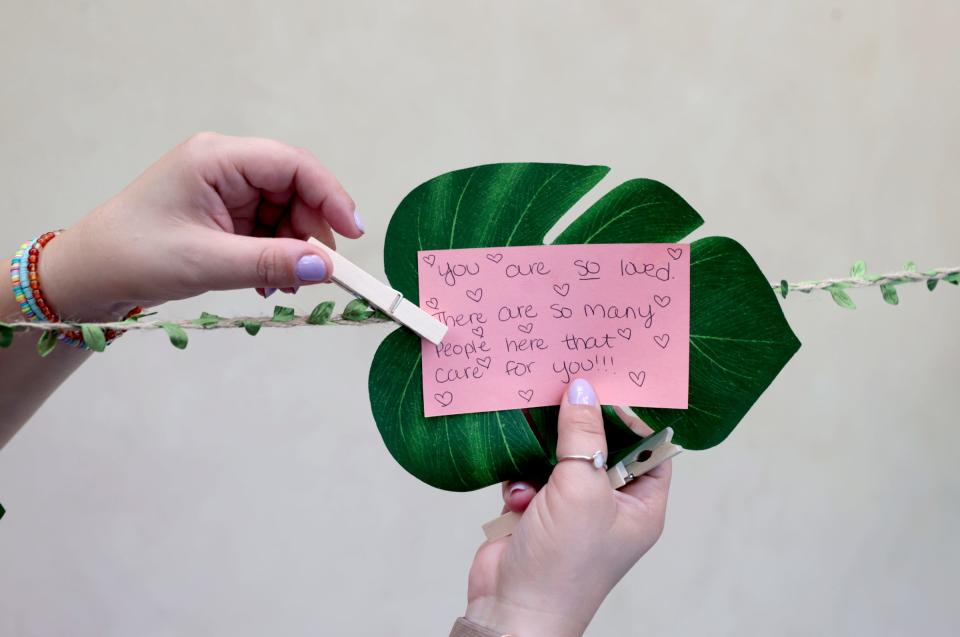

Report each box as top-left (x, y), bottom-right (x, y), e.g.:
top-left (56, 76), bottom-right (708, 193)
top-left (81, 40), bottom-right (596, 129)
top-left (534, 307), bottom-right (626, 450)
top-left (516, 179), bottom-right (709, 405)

top-left (464, 379), bottom-right (672, 637)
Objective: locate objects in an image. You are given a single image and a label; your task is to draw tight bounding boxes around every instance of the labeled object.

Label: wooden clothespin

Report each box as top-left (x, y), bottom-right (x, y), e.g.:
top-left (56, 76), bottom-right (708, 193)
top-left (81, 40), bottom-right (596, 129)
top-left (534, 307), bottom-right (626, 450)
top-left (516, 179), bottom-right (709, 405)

top-left (307, 238), bottom-right (448, 345)
top-left (481, 427), bottom-right (684, 542)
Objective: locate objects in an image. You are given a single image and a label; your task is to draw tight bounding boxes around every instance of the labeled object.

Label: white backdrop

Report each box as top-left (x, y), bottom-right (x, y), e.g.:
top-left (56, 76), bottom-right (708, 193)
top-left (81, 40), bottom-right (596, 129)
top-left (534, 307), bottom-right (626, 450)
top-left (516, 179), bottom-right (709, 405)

top-left (1, 2), bottom-right (958, 635)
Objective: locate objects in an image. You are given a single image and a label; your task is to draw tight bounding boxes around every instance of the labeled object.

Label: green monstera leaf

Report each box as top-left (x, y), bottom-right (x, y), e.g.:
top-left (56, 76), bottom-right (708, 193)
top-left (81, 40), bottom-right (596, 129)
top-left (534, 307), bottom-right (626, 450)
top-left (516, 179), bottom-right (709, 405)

top-left (369, 163), bottom-right (800, 491)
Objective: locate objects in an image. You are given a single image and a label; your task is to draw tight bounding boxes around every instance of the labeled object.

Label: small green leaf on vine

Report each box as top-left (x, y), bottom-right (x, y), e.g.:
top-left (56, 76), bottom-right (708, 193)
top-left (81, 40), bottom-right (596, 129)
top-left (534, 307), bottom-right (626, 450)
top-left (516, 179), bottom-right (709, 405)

top-left (880, 283), bottom-right (899, 305)
top-left (124, 311), bottom-right (158, 323)
top-left (307, 301), bottom-right (336, 325)
top-left (160, 323), bottom-right (189, 349)
top-left (828, 285), bottom-right (856, 309)
top-left (947, 272), bottom-right (960, 285)
top-left (239, 320), bottom-right (262, 336)
top-left (850, 260), bottom-right (867, 278)
top-left (343, 298), bottom-right (374, 321)
top-left (37, 330), bottom-right (58, 357)
top-left (272, 306), bottom-right (296, 322)
top-left (81, 325), bottom-right (107, 352)
top-left (779, 280), bottom-right (789, 299)
top-left (904, 261), bottom-right (917, 272)
top-left (193, 312), bottom-right (222, 329)
top-left (927, 278), bottom-right (938, 292)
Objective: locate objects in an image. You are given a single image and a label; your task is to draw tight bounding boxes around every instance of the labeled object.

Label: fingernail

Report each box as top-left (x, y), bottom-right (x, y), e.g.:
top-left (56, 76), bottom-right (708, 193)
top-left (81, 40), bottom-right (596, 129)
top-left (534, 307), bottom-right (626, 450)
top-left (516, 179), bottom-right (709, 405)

top-left (296, 255), bottom-right (328, 281)
top-left (509, 483), bottom-right (530, 496)
top-left (568, 378), bottom-right (597, 406)
top-left (264, 287), bottom-right (277, 298)
top-left (354, 208), bottom-right (365, 235)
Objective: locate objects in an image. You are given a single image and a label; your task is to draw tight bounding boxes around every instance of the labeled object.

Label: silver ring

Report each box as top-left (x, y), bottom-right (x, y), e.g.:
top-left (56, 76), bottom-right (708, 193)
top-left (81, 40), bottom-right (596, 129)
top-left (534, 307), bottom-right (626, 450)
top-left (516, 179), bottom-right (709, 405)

top-left (556, 450), bottom-right (606, 470)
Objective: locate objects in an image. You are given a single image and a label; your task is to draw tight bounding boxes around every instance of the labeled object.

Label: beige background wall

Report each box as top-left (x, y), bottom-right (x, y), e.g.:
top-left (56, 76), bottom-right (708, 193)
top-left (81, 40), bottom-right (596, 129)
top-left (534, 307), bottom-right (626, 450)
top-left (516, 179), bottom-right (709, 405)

top-left (1, 1), bottom-right (958, 635)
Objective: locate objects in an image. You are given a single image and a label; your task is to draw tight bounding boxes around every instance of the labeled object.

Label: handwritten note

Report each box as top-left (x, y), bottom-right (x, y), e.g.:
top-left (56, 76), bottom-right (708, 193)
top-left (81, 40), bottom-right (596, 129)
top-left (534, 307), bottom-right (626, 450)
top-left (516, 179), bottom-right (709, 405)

top-left (418, 244), bottom-right (690, 417)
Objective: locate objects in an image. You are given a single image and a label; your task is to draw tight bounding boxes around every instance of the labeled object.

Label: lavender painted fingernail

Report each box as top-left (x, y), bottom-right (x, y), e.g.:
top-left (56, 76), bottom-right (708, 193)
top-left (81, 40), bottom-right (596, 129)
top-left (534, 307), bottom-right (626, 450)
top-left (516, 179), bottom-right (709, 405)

top-left (264, 288), bottom-right (277, 298)
top-left (568, 378), bottom-right (597, 406)
top-left (296, 255), bottom-right (328, 282)
top-left (509, 483), bottom-right (530, 496)
top-left (354, 208), bottom-right (365, 235)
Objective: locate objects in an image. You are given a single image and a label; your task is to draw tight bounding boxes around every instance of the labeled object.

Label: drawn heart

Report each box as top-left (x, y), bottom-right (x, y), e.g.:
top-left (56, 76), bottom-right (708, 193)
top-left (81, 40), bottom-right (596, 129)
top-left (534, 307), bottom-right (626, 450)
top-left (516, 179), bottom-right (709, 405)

top-left (518, 323), bottom-right (534, 334)
top-left (518, 389), bottom-right (534, 402)
top-left (628, 370), bottom-right (646, 387)
top-left (552, 283), bottom-right (570, 297)
top-left (476, 356), bottom-right (491, 369)
top-left (426, 297), bottom-right (439, 309)
top-left (654, 295), bottom-right (671, 308)
top-left (434, 391), bottom-right (453, 407)
top-left (667, 247), bottom-right (683, 261)
top-left (466, 288), bottom-right (483, 302)
top-left (617, 327), bottom-right (632, 340)
top-left (422, 254), bottom-right (436, 266)
top-left (486, 253), bottom-right (503, 263)
top-left (472, 326), bottom-right (484, 338)
top-left (654, 334), bottom-right (670, 349)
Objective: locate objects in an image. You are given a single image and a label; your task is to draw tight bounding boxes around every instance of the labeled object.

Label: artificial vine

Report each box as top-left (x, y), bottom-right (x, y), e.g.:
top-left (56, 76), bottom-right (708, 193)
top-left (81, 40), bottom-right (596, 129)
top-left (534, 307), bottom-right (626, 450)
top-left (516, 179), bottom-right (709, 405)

top-left (0, 263), bottom-right (956, 356)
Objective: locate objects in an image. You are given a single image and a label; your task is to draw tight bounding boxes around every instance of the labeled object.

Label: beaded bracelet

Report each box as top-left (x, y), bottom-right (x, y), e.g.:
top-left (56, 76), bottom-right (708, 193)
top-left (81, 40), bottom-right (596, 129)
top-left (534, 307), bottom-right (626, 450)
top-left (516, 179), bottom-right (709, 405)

top-left (9, 231), bottom-right (141, 349)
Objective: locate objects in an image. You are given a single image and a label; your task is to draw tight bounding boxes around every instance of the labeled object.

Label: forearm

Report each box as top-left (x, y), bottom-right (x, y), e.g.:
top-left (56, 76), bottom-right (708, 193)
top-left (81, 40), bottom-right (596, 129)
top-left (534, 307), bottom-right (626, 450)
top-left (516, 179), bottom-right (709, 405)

top-left (0, 267), bottom-right (91, 448)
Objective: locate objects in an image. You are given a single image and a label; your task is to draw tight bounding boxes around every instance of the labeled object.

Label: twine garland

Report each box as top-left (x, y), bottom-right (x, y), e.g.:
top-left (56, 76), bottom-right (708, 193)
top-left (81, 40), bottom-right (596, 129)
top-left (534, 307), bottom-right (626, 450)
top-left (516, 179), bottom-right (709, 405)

top-left (1, 265), bottom-right (958, 337)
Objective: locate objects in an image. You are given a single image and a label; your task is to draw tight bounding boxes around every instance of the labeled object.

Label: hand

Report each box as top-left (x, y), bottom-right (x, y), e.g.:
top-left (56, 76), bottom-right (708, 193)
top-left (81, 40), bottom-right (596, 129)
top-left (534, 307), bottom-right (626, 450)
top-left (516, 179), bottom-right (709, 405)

top-left (465, 379), bottom-right (672, 637)
top-left (38, 132), bottom-right (362, 321)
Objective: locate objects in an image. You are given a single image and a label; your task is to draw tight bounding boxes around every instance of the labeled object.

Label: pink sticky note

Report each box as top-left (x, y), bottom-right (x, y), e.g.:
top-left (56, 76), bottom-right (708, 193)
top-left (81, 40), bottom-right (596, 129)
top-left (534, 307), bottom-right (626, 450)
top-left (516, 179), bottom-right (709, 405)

top-left (418, 244), bottom-right (690, 417)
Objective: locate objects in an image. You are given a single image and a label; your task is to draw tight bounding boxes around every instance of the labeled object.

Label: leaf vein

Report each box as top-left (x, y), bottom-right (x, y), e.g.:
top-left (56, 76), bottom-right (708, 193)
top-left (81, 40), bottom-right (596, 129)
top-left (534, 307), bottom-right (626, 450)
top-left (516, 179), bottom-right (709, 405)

top-left (448, 170), bottom-right (477, 249)
top-left (396, 351), bottom-right (422, 442)
top-left (495, 411), bottom-right (521, 473)
top-left (582, 200), bottom-right (666, 244)
top-left (690, 338), bottom-right (752, 380)
top-left (505, 167), bottom-right (564, 246)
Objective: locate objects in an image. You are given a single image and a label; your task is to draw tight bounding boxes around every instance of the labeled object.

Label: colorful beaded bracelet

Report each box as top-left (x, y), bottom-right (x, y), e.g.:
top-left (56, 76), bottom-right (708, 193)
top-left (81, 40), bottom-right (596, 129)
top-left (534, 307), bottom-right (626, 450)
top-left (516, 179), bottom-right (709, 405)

top-left (9, 231), bottom-right (141, 349)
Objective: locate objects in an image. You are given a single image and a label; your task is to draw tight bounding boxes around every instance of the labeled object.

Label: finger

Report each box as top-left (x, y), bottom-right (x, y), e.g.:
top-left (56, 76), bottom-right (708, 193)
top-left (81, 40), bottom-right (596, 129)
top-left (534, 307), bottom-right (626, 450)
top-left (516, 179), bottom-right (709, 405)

top-left (612, 405), bottom-right (654, 437)
top-left (254, 287), bottom-right (276, 299)
top-left (281, 203), bottom-right (337, 250)
top-left (192, 133), bottom-right (362, 239)
top-left (273, 218), bottom-right (303, 294)
top-left (257, 199), bottom-right (287, 229)
top-left (500, 481), bottom-right (540, 513)
top-left (619, 457), bottom-right (672, 504)
top-left (186, 231), bottom-right (333, 290)
top-left (553, 378), bottom-right (607, 483)
top-left (616, 458), bottom-right (672, 545)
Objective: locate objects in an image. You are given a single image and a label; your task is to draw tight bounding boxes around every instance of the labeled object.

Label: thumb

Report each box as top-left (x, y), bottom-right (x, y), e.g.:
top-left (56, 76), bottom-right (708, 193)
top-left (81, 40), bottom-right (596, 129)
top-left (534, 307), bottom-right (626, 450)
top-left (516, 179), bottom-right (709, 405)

top-left (188, 232), bottom-right (334, 291)
top-left (553, 378), bottom-right (608, 482)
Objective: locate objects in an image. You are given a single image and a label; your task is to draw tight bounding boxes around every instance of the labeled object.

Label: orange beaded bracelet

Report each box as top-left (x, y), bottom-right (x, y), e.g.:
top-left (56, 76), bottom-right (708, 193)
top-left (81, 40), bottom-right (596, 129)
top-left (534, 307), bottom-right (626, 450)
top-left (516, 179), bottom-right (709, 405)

top-left (10, 231), bottom-right (141, 349)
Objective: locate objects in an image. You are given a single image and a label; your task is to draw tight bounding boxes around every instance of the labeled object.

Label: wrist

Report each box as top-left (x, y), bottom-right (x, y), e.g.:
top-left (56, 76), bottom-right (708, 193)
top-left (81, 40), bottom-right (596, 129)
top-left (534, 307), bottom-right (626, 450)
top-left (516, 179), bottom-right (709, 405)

top-left (37, 227), bottom-right (133, 322)
top-left (465, 596), bottom-right (588, 637)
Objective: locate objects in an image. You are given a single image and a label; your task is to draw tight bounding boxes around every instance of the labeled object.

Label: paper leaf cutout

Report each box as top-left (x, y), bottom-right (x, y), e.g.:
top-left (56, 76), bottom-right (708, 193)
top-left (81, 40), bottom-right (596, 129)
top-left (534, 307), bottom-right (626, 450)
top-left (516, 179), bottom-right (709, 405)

top-left (36, 331), bottom-right (57, 357)
top-left (370, 327), bottom-right (550, 491)
top-left (369, 163), bottom-right (800, 491)
top-left (307, 301), bottom-right (336, 325)
top-left (160, 322), bottom-right (189, 349)
top-left (384, 163), bottom-right (610, 303)
top-left (272, 305), bottom-right (296, 322)
top-left (81, 325), bottom-right (106, 352)
top-left (0, 325), bottom-right (13, 348)
top-left (616, 237), bottom-right (800, 450)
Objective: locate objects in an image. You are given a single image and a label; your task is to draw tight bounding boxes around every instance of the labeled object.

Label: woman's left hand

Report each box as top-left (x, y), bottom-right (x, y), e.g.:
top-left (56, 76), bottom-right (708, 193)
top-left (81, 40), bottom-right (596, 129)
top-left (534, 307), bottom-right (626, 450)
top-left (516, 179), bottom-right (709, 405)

top-left (39, 132), bottom-right (363, 321)
top-left (463, 379), bottom-right (672, 637)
